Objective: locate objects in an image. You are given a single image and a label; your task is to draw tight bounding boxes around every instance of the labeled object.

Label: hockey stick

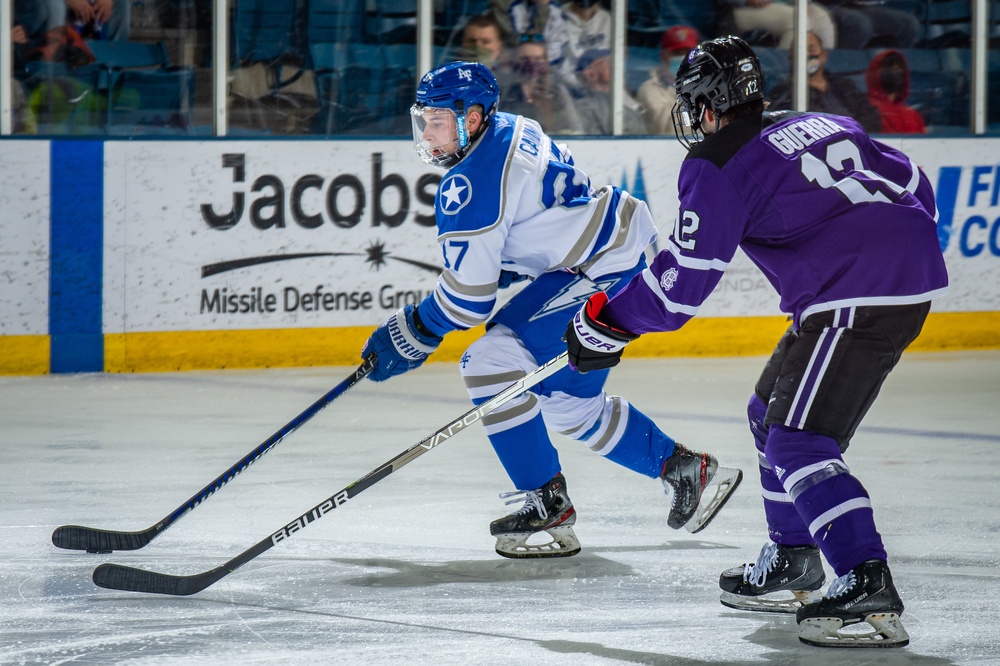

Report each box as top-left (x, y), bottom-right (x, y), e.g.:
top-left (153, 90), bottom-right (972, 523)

top-left (92, 352), bottom-right (569, 595)
top-left (52, 356), bottom-right (377, 553)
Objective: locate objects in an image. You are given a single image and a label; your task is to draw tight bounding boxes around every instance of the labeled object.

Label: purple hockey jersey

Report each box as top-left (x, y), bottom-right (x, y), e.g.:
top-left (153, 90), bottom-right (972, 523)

top-left (603, 111), bottom-right (949, 334)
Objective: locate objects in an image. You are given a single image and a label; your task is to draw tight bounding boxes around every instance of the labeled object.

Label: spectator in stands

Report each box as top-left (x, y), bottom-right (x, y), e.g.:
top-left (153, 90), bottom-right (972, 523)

top-left (462, 14), bottom-right (509, 68)
top-left (636, 24), bottom-right (700, 134)
top-left (575, 48), bottom-right (647, 135)
top-left (11, 0), bottom-right (48, 134)
top-left (47, 0), bottom-right (130, 40)
top-left (866, 50), bottom-right (926, 133)
top-left (492, 0), bottom-right (572, 74)
top-left (718, 0), bottom-right (836, 51)
top-left (769, 31), bottom-right (881, 132)
top-left (15, 0), bottom-right (48, 46)
top-left (815, 0), bottom-right (921, 49)
top-left (562, 0), bottom-right (612, 91)
top-left (502, 33), bottom-right (584, 134)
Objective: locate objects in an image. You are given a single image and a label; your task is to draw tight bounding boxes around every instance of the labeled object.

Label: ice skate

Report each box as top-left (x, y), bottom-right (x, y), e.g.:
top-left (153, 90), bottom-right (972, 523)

top-left (796, 559), bottom-right (909, 648)
top-left (660, 443), bottom-right (742, 533)
top-left (490, 473), bottom-right (581, 558)
top-left (719, 542), bottom-right (826, 613)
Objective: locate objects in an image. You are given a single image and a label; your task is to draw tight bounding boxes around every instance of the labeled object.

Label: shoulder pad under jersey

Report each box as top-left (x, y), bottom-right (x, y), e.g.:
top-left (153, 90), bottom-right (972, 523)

top-left (436, 114), bottom-right (517, 236)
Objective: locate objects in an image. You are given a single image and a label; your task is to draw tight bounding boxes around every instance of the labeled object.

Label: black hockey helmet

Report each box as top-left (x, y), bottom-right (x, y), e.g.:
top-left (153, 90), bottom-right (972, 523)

top-left (671, 35), bottom-right (763, 149)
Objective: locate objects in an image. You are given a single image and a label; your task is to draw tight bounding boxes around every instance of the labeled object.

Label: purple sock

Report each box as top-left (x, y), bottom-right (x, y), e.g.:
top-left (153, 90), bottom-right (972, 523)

top-left (766, 424), bottom-right (887, 576)
top-left (748, 395), bottom-right (813, 545)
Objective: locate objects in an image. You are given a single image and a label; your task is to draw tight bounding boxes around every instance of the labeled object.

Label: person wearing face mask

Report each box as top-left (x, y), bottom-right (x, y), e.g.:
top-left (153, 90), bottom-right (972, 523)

top-left (865, 50), bottom-right (926, 134)
top-left (575, 48), bottom-right (648, 134)
top-left (637, 25), bottom-right (700, 135)
top-left (502, 33), bottom-right (584, 134)
top-left (768, 31), bottom-right (881, 133)
top-left (461, 14), bottom-right (509, 69)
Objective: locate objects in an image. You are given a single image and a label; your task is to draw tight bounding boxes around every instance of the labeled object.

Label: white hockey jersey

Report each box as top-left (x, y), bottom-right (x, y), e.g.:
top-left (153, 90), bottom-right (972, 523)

top-left (416, 112), bottom-right (658, 337)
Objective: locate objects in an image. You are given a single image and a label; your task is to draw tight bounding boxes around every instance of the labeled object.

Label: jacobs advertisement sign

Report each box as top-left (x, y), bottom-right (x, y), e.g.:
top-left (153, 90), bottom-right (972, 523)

top-left (103, 142), bottom-right (447, 333)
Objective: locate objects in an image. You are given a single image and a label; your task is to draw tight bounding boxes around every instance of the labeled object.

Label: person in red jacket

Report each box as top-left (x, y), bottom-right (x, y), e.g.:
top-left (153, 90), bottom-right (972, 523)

top-left (866, 50), bottom-right (926, 134)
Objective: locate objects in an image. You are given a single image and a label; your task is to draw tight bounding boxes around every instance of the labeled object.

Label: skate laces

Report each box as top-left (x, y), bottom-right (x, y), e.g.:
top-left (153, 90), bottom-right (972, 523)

top-left (825, 570), bottom-right (857, 599)
top-left (744, 542), bottom-right (781, 587)
top-left (499, 489), bottom-right (547, 519)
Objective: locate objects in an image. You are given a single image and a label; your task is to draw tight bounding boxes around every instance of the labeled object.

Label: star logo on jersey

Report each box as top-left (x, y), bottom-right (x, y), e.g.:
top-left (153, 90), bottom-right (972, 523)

top-left (439, 174), bottom-right (472, 215)
top-left (659, 267), bottom-right (679, 291)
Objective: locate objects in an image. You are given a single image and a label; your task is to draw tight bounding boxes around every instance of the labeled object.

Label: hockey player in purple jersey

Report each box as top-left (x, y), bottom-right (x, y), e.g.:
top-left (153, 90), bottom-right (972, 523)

top-left (565, 37), bottom-right (948, 647)
top-left (361, 61), bottom-right (743, 559)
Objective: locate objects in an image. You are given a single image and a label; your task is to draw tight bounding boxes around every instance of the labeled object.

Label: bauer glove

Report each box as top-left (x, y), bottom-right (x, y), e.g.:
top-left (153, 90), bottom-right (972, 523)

top-left (565, 291), bottom-right (638, 373)
top-left (362, 304), bottom-right (442, 382)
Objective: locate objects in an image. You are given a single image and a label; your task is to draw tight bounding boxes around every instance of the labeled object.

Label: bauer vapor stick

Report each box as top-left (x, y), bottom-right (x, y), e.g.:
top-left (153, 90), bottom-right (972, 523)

top-left (92, 352), bottom-right (569, 595)
top-left (52, 356), bottom-right (377, 553)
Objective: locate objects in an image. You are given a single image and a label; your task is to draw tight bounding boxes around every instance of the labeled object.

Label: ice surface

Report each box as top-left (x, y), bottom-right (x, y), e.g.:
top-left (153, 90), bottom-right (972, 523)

top-left (2, 352), bottom-right (998, 665)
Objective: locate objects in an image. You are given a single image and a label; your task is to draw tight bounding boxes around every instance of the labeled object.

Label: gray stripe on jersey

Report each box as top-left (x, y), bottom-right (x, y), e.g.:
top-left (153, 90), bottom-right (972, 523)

top-left (577, 193), bottom-right (640, 275)
top-left (558, 420), bottom-right (590, 438)
top-left (482, 391), bottom-right (538, 427)
top-left (554, 188), bottom-right (612, 269)
top-left (434, 285), bottom-right (488, 328)
top-left (463, 369), bottom-right (526, 390)
top-left (441, 270), bottom-right (498, 298)
top-left (586, 396), bottom-right (624, 452)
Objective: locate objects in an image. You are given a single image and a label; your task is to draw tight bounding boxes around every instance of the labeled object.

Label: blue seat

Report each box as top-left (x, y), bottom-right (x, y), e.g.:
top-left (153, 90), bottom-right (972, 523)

top-left (104, 68), bottom-right (195, 135)
top-left (82, 39), bottom-right (195, 134)
top-left (825, 48), bottom-right (874, 75)
top-left (893, 48), bottom-right (943, 74)
top-left (310, 43), bottom-right (414, 135)
top-left (306, 0), bottom-right (367, 51)
top-left (234, 0), bottom-right (301, 64)
top-left (86, 40), bottom-right (170, 69)
top-left (233, 0), bottom-right (304, 93)
top-left (630, 0), bottom-right (715, 36)
top-left (437, 0), bottom-right (489, 28)
top-left (753, 46), bottom-right (789, 97)
top-left (920, 0), bottom-right (972, 47)
top-left (907, 70), bottom-right (969, 128)
top-left (366, 0), bottom-right (417, 44)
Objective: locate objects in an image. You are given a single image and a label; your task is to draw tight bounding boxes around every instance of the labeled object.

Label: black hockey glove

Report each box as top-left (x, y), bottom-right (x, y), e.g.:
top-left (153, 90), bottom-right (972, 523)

top-left (565, 291), bottom-right (638, 373)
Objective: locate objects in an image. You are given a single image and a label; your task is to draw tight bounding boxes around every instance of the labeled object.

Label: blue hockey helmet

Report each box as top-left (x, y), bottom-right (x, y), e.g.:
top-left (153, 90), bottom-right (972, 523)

top-left (671, 36), bottom-right (763, 149)
top-left (411, 61), bottom-right (500, 168)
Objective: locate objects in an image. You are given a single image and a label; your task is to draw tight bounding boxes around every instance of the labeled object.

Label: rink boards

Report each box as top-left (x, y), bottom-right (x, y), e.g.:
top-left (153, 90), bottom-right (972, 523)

top-left (1, 136), bottom-right (998, 374)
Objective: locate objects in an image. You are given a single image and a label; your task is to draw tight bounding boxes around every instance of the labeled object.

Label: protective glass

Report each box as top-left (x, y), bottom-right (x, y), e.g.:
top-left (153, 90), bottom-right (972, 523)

top-left (411, 105), bottom-right (461, 167)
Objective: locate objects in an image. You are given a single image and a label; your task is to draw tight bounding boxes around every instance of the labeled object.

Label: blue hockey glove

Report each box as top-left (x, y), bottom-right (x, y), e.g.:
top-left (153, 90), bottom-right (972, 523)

top-left (565, 292), bottom-right (638, 373)
top-left (497, 270), bottom-right (528, 289)
top-left (362, 305), bottom-right (443, 382)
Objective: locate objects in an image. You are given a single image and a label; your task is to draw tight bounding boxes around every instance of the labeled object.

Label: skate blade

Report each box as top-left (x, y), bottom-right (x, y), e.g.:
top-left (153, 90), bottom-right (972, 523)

top-left (720, 588), bottom-right (823, 614)
top-left (494, 526), bottom-right (581, 559)
top-left (798, 613), bottom-right (910, 648)
top-left (686, 466), bottom-right (743, 534)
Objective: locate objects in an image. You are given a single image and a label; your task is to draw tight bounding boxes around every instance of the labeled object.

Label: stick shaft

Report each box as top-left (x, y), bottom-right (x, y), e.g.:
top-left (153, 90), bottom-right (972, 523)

top-left (54, 358), bottom-right (375, 552)
top-left (93, 353), bottom-right (568, 595)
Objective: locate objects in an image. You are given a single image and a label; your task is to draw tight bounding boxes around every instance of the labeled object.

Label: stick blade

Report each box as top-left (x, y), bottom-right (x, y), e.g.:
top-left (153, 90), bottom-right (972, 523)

top-left (52, 525), bottom-right (156, 553)
top-left (93, 563), bottom-right (216, 596)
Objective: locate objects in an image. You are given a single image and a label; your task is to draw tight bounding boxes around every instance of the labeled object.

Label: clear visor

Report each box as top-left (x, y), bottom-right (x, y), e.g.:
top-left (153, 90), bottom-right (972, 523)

top-left (411, 105), bottom-right (461, 167)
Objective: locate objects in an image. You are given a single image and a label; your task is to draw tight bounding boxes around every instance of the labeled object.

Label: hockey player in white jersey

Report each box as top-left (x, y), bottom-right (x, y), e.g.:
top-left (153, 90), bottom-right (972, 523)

top-left (361, 61), bottom-right (742, 558)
